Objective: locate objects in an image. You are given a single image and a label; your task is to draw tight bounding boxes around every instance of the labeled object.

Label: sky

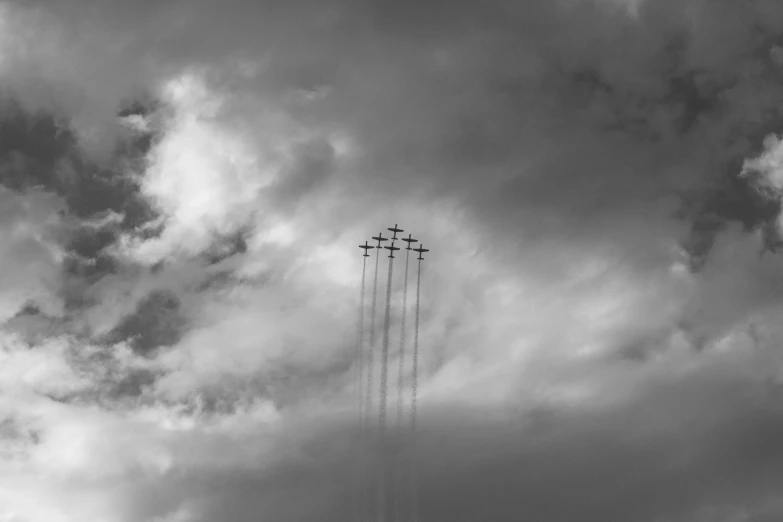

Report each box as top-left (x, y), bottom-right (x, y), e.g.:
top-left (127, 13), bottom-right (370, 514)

top-left (2, 0), bottom-right (783, 520)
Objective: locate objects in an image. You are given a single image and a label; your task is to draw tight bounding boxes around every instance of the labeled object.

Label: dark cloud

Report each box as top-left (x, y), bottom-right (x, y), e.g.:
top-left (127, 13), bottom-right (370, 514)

top-left (0, 100), bottom-right (76, 190)
top-left (101, 367), bottom-right (158, 401)
top-left (2, 304), bottom-right (68, 344)
top-left (0, 97), bottom-right (164, 317)
top-left (202, 229), bottom-right (250, 266)
top-left (399, 382), bottom-right (783, 522)
top-left (304, 0), bottom-right (783, 270)
top-left (5, 1), bottom-right (783, 520)
top-left (103, 289), bottom-right (187, 355)
top-left (107, 360), bottom-right (783, 522)
top-left (0, 98), bottom-right (158, 227)
top-left (8, 0), bottom-right (783, 272)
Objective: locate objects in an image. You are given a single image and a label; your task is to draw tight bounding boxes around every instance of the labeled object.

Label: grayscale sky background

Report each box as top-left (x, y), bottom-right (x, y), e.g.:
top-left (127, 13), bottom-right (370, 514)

top-left (3, 0), bottom-right (783, 520)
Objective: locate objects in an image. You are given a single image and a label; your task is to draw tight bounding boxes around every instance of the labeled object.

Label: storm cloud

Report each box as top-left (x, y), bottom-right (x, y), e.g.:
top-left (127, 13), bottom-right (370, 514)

top-left (2, 0), bottom-right (783, 521)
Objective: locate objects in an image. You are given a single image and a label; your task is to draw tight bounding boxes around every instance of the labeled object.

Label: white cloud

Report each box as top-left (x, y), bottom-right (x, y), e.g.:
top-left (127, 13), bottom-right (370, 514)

top-left (122, 72), bottom-right (271, 263)
top-left (742, 134), bottom-right (783, 192)
top-left (742, 133), bottom-right (783, 236)
top-left (0, 335), bottom-right (88, 397)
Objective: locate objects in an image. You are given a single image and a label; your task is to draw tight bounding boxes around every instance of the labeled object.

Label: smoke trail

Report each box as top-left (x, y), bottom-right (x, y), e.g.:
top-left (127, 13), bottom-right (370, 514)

top-left (394, 247), bottom-right (411, 522)
top-left (356, 256), bottom-right (367, 425)
top-left (410, 256), bottom-right (422, 522)
top-left (353, 256), bottom-right (367, 522)
top-left (365, 246), bottom-right (382, 522)
top-left (378, 251), bottom-right (395, 522)
top-left (367, 248), bottom-right (381, 434)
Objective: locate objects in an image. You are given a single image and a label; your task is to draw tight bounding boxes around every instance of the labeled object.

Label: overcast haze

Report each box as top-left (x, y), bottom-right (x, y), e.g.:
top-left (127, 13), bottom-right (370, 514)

top-left (2, 0), bottom-right (783, 520)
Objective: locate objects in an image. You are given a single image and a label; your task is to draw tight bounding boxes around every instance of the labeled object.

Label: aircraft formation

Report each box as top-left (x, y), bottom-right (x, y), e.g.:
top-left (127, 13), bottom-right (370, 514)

top-left (354, 223), bottom-right (428, 522)
top-left (360, 224), bottom-right (429, 261)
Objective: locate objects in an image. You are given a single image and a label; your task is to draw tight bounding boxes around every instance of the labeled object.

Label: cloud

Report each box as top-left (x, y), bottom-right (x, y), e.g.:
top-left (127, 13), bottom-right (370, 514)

top-left (103, 290), bottom-right (186, 355)
top-left (405, 358), bottom-right (783, 522)
top-left (3, 348), bottom-right (771, 522)
top-left (2, 0), bottom-right (783, 521)
top-left (0, 186), bottom-right (66, 321)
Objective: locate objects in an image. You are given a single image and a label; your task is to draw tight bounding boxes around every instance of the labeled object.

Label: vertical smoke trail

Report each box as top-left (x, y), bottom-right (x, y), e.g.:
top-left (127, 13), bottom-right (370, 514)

top-left (356, 256), bottom-right (367, 424)
top-left (365, 246), bottom-right (382, 522)
top-left (410, 257), bottom-right (422, 522)
top-left (353, 256), bottom-right (367, 522)
top-left (378, 250), bottom-right (395, 522)
top-left (364, 245), bottom-right (381, 521)
top-left (367, 248), bottom-right (381, 433)
top-left (394, 247), bottom-right (411, 522)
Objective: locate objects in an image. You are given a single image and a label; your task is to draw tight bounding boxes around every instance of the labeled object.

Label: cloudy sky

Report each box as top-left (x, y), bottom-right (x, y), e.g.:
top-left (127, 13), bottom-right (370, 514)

top-left (3, 0), bottom-right (783, 520)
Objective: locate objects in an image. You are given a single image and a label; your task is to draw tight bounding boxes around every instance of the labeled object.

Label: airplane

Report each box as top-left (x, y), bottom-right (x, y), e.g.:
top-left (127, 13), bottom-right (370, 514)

top-left (359, 241), bottom-right (375, 257)
top-left (387, 224), bottom-right (404, 240)
top-left (413, 244), bottom-right (429, 260)
top-left (401, 233), bottom-right (418, 250)
top-left (371, 233), bottom-right (389, 248)
top-left (384, 241), bottom-right (401, 258)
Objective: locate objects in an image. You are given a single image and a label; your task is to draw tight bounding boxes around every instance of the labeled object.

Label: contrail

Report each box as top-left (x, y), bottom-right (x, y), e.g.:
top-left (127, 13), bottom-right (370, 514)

top-left (394, 245), bottom-right (412, 522)
top-left (353, 255), bottom-right (367, 522)
top-left (410, 254), bottom-right (423, 522)
top-left (378, 242), bottom-right (396, 522)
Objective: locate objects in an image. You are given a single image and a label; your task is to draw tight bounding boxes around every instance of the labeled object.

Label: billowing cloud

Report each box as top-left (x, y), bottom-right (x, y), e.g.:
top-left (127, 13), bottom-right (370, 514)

top-left (2, 0), bottom-right (783, 521)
